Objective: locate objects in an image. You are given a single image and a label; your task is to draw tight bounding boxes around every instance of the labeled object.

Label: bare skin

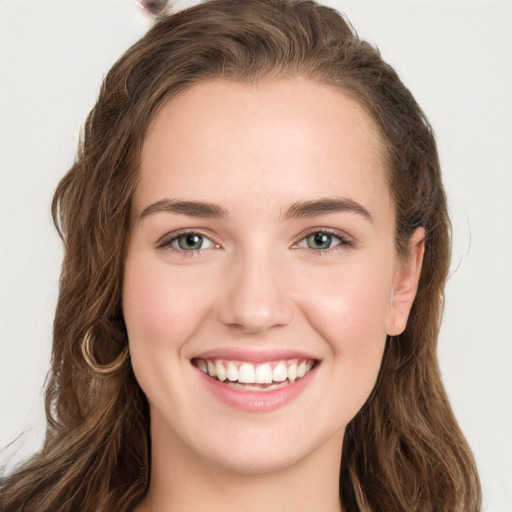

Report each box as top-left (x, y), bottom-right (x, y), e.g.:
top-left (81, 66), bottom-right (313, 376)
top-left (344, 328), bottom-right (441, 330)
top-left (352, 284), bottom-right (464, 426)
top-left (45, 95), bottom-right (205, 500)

top-left (126, 78), bottom-right (424, 511)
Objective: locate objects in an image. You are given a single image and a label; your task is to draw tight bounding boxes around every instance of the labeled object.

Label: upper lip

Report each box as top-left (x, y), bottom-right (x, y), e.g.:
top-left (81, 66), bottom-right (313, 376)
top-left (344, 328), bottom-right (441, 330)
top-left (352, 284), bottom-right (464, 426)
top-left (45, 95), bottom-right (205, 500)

top-left (192, 348), bottom-right (318, 363)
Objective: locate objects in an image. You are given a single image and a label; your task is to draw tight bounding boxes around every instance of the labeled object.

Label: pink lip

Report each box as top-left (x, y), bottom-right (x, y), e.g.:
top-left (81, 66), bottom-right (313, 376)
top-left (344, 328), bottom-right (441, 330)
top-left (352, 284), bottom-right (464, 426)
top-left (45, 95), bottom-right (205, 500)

top-left (193, 347), bottom-right (317, 363)
top-left (195, 363), bottom-right (317, 413)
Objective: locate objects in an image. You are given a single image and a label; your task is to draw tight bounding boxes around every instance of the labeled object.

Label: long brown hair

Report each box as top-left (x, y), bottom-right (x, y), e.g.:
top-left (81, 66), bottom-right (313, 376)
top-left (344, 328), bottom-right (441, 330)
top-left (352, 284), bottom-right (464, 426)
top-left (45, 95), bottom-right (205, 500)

top-left (0, 1), bottom-right (481, 510)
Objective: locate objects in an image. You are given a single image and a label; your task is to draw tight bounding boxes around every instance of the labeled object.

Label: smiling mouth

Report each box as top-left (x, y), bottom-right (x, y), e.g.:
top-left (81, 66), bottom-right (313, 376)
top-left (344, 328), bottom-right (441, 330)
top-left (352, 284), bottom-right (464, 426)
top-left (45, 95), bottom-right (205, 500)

top-left (193, 358), bottom-right (316, 389)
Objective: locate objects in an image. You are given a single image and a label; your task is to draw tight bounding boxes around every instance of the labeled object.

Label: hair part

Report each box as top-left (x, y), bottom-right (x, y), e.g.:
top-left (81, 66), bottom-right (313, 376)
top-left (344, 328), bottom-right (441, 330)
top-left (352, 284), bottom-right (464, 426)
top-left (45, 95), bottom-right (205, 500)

top-left (1, 1), bottom-right (481, 511)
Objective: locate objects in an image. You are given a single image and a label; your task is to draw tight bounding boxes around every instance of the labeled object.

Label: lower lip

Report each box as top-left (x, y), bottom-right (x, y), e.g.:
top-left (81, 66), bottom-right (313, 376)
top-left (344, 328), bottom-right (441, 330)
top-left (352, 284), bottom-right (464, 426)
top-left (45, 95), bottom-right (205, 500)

top-left (196, 365), bottom-right (317, 413)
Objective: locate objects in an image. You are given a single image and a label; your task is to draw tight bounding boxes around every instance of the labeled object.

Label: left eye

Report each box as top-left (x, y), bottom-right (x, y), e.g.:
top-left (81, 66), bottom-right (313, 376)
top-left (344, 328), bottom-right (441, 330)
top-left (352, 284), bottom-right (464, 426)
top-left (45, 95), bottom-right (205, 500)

top-left (171, 233), bottom-right (215, 251)
top-left (297, 231), bottom-right (346, 251)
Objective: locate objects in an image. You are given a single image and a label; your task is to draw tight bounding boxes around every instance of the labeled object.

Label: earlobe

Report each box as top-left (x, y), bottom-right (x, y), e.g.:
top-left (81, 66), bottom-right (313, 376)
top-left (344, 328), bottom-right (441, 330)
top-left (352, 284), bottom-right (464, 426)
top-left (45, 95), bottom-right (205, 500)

top-left (386, 227), bottom-right (426, 336)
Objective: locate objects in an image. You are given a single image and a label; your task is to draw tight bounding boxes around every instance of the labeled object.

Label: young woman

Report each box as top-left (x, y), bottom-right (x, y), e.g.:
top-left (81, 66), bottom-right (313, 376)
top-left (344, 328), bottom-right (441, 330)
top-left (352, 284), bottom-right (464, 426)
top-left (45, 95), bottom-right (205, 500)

top-left (0, 0), bottom-right (481, 510)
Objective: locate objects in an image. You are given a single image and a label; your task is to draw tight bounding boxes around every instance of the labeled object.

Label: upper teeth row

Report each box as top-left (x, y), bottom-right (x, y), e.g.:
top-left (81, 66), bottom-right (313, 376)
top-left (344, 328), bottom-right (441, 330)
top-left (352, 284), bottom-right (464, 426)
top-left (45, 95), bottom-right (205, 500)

top-left (196, 359), bottom-right (314, 384)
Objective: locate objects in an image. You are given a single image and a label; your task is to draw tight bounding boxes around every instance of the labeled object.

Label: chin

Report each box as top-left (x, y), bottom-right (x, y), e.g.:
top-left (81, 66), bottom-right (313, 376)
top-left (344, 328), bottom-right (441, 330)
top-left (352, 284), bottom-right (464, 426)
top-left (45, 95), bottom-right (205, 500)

top-left (174, 410), bottom-right (346, 477)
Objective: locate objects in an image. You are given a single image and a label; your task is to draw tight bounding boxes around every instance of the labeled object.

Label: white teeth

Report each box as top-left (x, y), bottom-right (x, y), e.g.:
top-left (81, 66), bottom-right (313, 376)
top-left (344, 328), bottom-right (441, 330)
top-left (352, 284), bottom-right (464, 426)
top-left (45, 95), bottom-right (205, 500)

top-left (288, 362), bottom-right (297, 383)
top-left (198, 359), bottom-right (208, 374)
top-left (207, 360), bottom-right (216, 378)
top-left (297, 360), bottom-right (308, 378)
top-left (197, 358), bottom-right (315, 385)
top-left (254, 363), bottom-right (273, 384)
top-left (238, 363), bottom-right (255, 384)
top-left (215, 360), bottom-right (226, 381)
top-left (272, 361), bottom-right (288, 382)
top-left (226, 361), bottom-right (238, 382)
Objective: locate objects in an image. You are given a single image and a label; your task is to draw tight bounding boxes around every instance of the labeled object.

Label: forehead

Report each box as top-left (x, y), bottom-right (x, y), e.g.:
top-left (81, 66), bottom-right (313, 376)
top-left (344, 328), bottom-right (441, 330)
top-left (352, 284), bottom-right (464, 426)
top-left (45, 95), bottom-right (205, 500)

top-left (136, 78), bottom-right (391, 220)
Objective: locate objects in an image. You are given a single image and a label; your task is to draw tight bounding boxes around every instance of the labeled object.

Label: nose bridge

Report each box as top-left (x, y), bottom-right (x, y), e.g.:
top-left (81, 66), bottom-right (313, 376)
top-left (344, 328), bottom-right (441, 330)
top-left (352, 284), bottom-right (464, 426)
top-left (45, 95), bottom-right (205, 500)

top-left (218, 243), bottom-right (294, 333)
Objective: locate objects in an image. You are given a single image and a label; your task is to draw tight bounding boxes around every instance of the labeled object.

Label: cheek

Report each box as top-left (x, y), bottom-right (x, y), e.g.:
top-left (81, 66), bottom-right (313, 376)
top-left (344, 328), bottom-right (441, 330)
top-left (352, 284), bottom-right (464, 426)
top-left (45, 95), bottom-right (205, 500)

top-left (122, 255), bottom-right (213, 378)
top-left (296, 259), bottom-right (393, 347)
top-left (122, 253), bottom-right (225, 420)
top-left (293, 259), bottom-right (392, 410)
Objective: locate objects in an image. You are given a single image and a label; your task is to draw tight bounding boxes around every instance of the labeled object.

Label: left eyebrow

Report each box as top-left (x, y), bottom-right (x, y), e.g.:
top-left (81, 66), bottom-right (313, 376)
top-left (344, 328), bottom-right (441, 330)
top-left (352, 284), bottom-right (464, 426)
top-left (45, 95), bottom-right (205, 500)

top-left (138, 198), bottom-right (229, 221)
top-left (282, 197), bottom-right (374, 224)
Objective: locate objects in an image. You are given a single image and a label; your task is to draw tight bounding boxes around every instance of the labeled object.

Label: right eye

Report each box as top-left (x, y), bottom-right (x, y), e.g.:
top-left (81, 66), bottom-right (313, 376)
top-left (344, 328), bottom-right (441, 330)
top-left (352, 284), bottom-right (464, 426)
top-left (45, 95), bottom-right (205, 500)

top-left (173, 233), bottom-right (214, 251)
top-left (157, 231), bottom-right (218, 254)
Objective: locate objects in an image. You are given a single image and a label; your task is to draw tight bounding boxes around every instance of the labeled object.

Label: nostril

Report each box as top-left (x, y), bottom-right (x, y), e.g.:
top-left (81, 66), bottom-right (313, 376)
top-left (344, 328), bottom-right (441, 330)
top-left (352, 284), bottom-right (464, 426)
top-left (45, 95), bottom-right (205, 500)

top-left (218, 294), bottom-right (295, 333)
top-left (216, 256), bottom-right (295, 332)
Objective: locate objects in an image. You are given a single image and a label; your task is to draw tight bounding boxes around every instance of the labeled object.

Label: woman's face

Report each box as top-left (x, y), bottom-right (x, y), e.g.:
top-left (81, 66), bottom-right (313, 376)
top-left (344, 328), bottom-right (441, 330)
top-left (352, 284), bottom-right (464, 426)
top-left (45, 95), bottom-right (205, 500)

top-left (123, 78), bottom-right (423, 475)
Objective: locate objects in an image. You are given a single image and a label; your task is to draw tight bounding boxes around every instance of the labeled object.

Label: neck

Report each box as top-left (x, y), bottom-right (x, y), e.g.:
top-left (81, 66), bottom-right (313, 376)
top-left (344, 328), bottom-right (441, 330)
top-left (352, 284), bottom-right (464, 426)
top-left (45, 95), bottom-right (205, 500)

top-left (136, 420), bottom-right (344, 512)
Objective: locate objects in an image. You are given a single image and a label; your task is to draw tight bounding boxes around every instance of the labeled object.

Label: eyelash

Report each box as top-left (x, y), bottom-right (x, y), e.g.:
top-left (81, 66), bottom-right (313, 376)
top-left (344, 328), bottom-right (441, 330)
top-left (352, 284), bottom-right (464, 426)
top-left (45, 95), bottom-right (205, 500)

top-left (291, 228), bottom-right (354, 255)
top-left (156, 228), bottom-right (354, 256)
top-left (156, 229), bottom-right (221, 256)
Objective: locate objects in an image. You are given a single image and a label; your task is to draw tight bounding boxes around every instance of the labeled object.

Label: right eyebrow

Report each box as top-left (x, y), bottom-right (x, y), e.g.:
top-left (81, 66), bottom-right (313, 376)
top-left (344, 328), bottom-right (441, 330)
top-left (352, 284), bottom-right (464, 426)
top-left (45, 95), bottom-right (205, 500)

top-left (137, 199), bottom-right (229, 221)
top-left (281, 196), bottom-right (374, 224)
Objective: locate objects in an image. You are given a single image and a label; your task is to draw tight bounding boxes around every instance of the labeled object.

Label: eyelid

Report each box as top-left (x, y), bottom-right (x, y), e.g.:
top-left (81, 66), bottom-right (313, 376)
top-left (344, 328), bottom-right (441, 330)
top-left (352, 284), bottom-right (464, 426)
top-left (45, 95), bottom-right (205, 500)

top-left (156, 228), bottom-right (222, 251)
top-left (155, 227), bottom-right (354, 254)
top-left (291, 227), bottom-right (355, 252)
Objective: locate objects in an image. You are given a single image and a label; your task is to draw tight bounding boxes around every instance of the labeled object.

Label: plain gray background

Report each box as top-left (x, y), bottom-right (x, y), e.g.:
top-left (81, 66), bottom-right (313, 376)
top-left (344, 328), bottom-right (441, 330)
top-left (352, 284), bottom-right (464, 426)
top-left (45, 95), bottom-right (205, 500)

top-left (1, 1), bottom-right (511, 510)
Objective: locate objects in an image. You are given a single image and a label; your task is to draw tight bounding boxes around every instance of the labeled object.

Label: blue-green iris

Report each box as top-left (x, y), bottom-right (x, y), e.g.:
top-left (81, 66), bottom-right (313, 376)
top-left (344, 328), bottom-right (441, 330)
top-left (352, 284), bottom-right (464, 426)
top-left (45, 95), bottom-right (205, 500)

top-left (177, 234), bottom-right (204, 250)
top-left (306, 232), bottom-right (333, 250)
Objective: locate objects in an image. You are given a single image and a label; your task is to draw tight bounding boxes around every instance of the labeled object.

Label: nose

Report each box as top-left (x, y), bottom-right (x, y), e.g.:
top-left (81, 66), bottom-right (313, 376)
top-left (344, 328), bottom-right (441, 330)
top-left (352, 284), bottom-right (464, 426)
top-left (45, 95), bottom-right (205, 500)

top-left (217, 250), bottom-right (294, 334)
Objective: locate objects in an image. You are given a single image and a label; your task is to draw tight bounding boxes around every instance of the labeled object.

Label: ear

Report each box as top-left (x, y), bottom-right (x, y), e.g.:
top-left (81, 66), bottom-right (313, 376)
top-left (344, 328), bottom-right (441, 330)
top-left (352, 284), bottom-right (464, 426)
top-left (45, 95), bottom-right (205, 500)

top-left (386, 227), bottom-right (425, 336)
